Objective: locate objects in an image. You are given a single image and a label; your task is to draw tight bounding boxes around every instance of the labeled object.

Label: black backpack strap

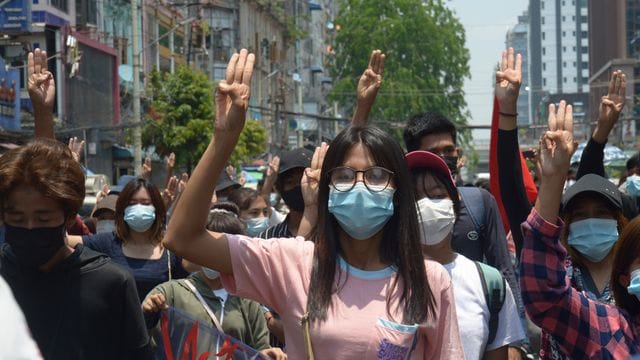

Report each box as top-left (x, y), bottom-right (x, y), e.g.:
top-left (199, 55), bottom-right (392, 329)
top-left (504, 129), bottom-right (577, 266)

top-left (459, 186), bottom-right (487, 235)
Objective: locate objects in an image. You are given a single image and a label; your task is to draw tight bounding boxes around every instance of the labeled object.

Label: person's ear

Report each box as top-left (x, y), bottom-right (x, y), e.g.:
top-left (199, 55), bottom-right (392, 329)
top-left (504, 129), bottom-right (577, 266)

top-left (619, 273), bottom-right (631, 288)
top-left (454, 147), bottom-right (461, 157)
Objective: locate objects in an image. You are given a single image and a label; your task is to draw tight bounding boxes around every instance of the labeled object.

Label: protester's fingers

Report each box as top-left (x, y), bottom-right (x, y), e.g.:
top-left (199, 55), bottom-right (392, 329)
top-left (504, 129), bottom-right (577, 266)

top-left (555, 101), bottom-right (566, 131)
top-left (564, 104), bottom-right (573, 134)
top-left (368, 50), bottom-right (378, 70)
top-left (40, 50), bottom-right (49, 74)
top-left (500, 50), bottom-right (507, 72)
top-left (310, 144), bottom-right (322, 171)
top-left (515, 53), bottom-right (522, 75)
top-left (28, 52), bottom-right (35, 78)
top-left (318, 142), bottom-right (329, 170)
top-left (547, 103), bottom-right (557, 131)
top-left (34, 49), bottom-right (42, 74)
top-left (608, 71), bottom-right (616, 96)
top-left (225, 53), bottom-right (239, 84)
top-left (619, 72), bottom-right (627, 101)
top-left (507, 47), bottom-right (515, 69)
top-left (378, 53), bottom-right (385, 75)
top-left (235, 49), bottom-right (248, 83)
top-left (242, 52), bottom-right (255, 86)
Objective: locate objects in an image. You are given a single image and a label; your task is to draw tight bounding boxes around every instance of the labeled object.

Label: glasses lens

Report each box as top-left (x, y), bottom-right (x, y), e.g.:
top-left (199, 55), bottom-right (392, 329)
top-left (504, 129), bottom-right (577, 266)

top-left (330, 167), bottom-right (356, 191)
top-left (365, 167), bottom-right (391, 186)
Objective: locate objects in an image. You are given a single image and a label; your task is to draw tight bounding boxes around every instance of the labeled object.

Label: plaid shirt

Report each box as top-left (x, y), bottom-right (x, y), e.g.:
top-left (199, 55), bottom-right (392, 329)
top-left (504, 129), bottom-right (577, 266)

top-left (520, 209), bottom-right (640, 359)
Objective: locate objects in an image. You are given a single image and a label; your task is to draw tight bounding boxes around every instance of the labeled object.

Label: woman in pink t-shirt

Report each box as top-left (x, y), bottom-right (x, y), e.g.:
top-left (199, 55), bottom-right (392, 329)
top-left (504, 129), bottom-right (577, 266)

top-left (165, 49), bottom-right (463, 359)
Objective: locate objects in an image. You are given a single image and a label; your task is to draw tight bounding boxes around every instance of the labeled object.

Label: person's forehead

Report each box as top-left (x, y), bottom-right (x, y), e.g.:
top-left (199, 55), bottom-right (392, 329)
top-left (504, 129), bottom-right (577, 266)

top-left (341, 143), bottom-right (375, 168)
top-left (5, 185), bottom-right (64, 213)
top-left (419, 132), bottom-right (455, 148)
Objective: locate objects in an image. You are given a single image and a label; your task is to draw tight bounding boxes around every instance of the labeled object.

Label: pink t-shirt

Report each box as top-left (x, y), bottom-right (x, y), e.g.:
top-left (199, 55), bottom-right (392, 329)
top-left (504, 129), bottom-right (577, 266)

top-left (220, 235), bottom-right (463, 359)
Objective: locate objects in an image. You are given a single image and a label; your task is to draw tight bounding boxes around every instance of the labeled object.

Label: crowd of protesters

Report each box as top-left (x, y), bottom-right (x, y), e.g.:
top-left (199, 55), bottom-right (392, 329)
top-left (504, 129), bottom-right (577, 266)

top-left (0, 41), bottom-right (639, 360)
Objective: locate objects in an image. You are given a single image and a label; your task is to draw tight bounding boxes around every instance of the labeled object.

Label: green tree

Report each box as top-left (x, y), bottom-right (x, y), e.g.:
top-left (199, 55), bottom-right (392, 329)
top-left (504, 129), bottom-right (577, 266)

top-left (143, 66), bottom-right (214, 171)
top-left (143, 66), bottom-right (268, 171)
top-left (329, 0), bottom-right (471, 142)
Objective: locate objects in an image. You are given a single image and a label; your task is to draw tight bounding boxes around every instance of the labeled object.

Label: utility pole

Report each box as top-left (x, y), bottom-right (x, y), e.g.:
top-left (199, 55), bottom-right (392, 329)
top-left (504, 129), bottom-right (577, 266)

top-left (131, 0), bottom-right (142, 176)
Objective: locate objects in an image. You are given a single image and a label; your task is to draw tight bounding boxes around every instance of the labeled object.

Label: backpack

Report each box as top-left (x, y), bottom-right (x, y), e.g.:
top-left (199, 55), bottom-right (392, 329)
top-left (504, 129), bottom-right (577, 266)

top-left (474, 261), bottom-right (506, 345)
top-left (458, 186), bottom-right (486, 240)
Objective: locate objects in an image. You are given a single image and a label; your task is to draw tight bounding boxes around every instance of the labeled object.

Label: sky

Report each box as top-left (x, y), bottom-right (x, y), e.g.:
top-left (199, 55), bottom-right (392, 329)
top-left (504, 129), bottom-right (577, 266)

top-left (447, 0), bottom-right (530, 141)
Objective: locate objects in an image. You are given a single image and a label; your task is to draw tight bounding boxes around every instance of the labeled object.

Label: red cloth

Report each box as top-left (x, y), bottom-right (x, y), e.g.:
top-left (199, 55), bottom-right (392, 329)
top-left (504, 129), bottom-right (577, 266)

top-left (67, 215), bottom-right (92, 236)
top-left (489, 96), bottom-right (538, 234)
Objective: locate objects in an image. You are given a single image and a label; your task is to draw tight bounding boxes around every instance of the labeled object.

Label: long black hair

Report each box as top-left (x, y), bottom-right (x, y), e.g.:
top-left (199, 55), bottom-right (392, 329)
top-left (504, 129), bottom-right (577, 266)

top-left (308, 125), bottom-right (435, 324)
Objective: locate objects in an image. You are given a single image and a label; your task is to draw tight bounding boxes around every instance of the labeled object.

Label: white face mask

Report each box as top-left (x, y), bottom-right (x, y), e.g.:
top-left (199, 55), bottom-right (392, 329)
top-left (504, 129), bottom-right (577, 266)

top-left (96, 219), bottom-right (116, 234)
top-left (417, 197), bottom-right (455, 246)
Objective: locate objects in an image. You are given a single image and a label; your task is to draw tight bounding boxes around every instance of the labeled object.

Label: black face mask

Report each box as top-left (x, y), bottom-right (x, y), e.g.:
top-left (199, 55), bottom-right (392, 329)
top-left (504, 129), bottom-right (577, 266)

top-left (442, 155), bottom-right (459, 177)
top-left (5, 223), bottom-right (67, 269)
top-left (281, 186), bottom-right (305, 212)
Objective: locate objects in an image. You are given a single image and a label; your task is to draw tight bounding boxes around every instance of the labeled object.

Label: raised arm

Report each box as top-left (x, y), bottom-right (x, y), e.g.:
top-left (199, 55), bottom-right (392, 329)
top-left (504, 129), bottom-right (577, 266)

top-left (495, 48), bottom-right (532, 255)
top-left (28, 49), bottom-right (56, 139)
top-left (351, 50), bottom-right (385, 126)
top-left (298, 142), bottom-right (328, 238)
top-left (259, 155), bottom-right (279, 199)
top-left (535, 101), bottom-right (575, 221)
top-left (164, 49), bottom-right (255, 275)
top-left (576, 70), bottom-right (626, 179)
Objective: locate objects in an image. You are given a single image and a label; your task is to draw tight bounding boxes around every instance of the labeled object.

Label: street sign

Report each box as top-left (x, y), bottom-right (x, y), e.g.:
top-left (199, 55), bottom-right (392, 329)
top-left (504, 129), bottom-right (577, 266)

top-left (0, 56), bottom-right (21, 130)
top-left (0, 0), bottom-right (32, 33)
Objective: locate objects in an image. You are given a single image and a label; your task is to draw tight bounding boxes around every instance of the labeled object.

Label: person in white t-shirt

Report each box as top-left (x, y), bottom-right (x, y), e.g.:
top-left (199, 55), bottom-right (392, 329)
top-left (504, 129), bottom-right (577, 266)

top-left (0, 275), bottom-right (42, 359)
top-left (407, 150), bottom-right (525, 360)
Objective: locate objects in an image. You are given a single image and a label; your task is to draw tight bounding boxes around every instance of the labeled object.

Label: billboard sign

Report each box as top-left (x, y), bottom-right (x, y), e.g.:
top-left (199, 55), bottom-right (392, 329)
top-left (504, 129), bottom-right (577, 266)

top-left (0, 56), bottom-right (21, 130)
top-left (0, 0), bottom-right (31, 33)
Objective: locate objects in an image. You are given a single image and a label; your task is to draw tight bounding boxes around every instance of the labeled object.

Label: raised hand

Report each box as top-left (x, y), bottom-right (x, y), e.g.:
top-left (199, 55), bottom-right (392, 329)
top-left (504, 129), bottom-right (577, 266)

top-left (352, 50), bottom-right (385, 126)
top-left (141, 157), bottom-right (152, 180)
top-left (162, 176), bottom-right (179, 208)
top-left (539, 101), bottom-right (576, 178)
top-left (594, 70), bottom-right (627, 143)
top-left (495, 47), bottom-right (522, 114)
top-left (357, 50), bottom-right (385, 105)
top-left (214, 49), bottom-right (255, 135)
top-left (260, 156), bottom-right (280, 197)
top-left (28, 49), bottom-right (55, 111)
top-left (68, 137), bottom-right (85, 163)
top-left (301, 142), bottom-right (329, 209)
top-left (167, 152), bottom-right (176, 169)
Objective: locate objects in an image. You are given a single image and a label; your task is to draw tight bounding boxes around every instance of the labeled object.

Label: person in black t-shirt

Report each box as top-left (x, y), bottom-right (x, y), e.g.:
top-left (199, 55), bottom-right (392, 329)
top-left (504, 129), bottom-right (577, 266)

top-left (0, 138), bottom-right (151, 360)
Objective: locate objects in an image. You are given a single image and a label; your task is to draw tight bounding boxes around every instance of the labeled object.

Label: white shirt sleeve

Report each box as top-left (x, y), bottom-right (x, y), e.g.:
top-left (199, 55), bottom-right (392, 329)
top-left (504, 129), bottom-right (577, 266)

top-left (485, 281), bottom-right (526, 351)
top-left (0, 276), bottom-right (43, 359)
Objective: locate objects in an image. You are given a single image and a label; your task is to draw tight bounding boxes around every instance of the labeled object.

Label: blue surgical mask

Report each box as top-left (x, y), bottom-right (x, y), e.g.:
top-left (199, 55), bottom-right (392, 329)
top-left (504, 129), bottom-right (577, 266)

top-left (567, 218), bottom-right (619, 263)
top-left (202, 267), bottom-right (220, 279)
top-left (124, 204), bottom-right (156, 232)
top-left (245, 217), bottom-right (269, 237)
top-left (627, 175), bottom-right (640, 197)
top-left (328, 182), bottom-right (395, 240)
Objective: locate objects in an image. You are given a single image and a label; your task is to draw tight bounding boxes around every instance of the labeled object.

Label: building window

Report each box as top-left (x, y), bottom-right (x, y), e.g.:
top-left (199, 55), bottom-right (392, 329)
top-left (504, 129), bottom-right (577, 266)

top-left (542, 17), bottom-right (545, 25)
top-left (541, 1), bottom-right (544, 9)
top-left (573, 15), bottom-right (576, 21)
top-left (562, 16), bottom-right (566, 21)
top-left (51, 0), bottom-right (68, 12)
top-left (542, 32), bottom-right (546, 40)
top-left (581, 46), bottom-right (588, 53)
top-left (573, 61), bottom-right (577, 66)
top-left (563, 46), bottom-right (567, 52)
top-left (562, 31), bottom-right (566, 37)
top-left (562, 0), bottom-right (565, 5)
top-left (543, 78), bottom-right (547, 87)
top-left (573, 77), bottom-right (577, 82)
top-left (542, 47), bottom-right (546, 55)
top-left (543, 62), bottom-right (546, 71)
top-left (581, 16), bottom-right (587, 23)
top-left (581, 31), bottom-right (587, 37)
top-left (573, 46), bottom-right (577, 51)
top-left (563, 61), bottom-right (567, 67)
top-left (564, 77), bottom-right (567, 83)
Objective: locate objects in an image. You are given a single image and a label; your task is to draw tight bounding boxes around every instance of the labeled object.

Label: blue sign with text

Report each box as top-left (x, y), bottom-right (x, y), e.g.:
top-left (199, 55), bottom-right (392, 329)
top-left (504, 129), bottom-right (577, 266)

top-left (0, 56), bottom-right (21, 130)
top-left (0, 0), bottom-right (31, 33)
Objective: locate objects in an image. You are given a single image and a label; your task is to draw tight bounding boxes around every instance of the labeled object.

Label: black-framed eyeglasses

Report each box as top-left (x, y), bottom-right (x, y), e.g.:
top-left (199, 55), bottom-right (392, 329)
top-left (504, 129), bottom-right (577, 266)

top-left (328, 166), bottom-right (395, 192)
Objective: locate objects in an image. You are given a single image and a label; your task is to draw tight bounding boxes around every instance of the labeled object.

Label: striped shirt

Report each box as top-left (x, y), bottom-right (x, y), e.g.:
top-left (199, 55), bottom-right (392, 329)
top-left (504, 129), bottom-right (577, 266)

top-left (259, 217), bottom-right (293, 239)
top-left (520, 209), bottom-right (640, 358)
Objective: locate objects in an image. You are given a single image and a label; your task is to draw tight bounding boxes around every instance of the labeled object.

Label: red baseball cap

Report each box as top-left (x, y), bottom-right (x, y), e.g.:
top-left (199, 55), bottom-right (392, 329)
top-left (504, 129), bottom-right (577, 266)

top-left (405, 150), bottom-right (456, 189)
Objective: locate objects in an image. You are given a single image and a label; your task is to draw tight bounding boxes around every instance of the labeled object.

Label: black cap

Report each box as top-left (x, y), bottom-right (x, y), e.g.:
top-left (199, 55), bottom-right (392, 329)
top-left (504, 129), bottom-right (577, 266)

top-left (278, 148), bottom-right (313, 174)
top-left (562, 174), bottom-right (622, 210)
top-left (215, 171), bottom-right (241, 192)
top-left (109, 175), bottom-right (136, 194)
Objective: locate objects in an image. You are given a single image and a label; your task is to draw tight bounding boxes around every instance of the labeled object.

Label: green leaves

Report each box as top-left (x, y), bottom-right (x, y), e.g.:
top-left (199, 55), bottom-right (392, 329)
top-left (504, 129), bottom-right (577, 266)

top-left (329, 0), bottom-right (471, 141)
top-left (143, 66), bottom-right (267, 171)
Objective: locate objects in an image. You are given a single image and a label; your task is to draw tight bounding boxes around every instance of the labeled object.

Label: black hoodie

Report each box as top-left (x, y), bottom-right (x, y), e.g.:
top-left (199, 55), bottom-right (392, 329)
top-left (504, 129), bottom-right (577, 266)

top-left (0, 243), bottom-right (152, 360)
